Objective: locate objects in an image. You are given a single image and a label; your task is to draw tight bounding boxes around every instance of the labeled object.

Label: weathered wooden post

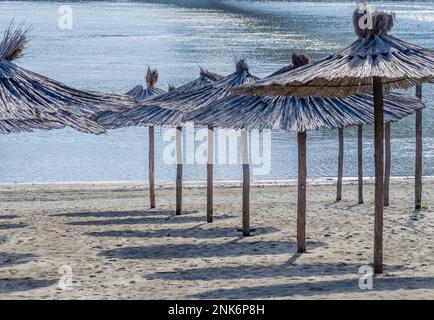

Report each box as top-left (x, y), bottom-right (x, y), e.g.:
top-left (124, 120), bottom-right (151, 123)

top-left (207, 126), bottom-right (214, 223)
top-left (297, 131), bottom-right (307, 253)
top-left (149, 126), bottom-right (156, 209)
top-left (415, 84), bottom-right (423, 210)
top-left (384, 123), bottom-right (391, 207)
top-left (241, 129), bottom-right (250, 236)
top-left (358, 125), bottom-right (364, 204)
top-left (336, 128), bottom-right (344, 201)
top-left (373, 77), bottom-right (385, 274)
top-left (176, 126), bottom-right (183, 215)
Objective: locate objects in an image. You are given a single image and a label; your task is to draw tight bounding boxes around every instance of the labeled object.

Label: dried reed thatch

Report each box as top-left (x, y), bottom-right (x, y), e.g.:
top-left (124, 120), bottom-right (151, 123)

top-left (94, 67), bottom-right (167, 128)
top-left (150, 59), bottom-right (258, 110)
top-left (232, 10), bottom-right (434, 97)
top-left (164, 67), bottom-right (223, 94)
top-left (96, 67), bottom-right (224, 128)
top-left (187, 53), bottom-right (424, 131)
top-left (113, 59), bottom-right (258, 127)
top-left (0, 23), bottom-right (137, 134)
top-left (187, 90), bottom-right (423, 132)
top-left (0, 23), bottom-right (29, 61)
top-left (126, 67), bottom-right (166, 100)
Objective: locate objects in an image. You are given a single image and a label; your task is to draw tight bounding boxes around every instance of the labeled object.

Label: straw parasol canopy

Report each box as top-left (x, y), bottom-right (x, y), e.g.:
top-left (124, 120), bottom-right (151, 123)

top-left (187, 63), bottom-right (423, 131)
top-left (95, 67), bottom-right (167, 130)
top-left (95, 67), bottom-right (223, 128)
top-left (231, 8), bottom-right (434, 274)
top-left (232, 10), bottom-right (434, 97)
top-left (160, 68), bottom-right (222, 95)
top-left (96, 60), bottom-right (253, 220)
top-left (150, 59), bottom-right (258, 113)
top-left (0, 24), bottom-right (137, 135)
top-left (126, 67), bottom-right (166, 100)
top-left (108, 59), bottom-right (259, 127)
top-left (134, 58), bottom-right (257, 226)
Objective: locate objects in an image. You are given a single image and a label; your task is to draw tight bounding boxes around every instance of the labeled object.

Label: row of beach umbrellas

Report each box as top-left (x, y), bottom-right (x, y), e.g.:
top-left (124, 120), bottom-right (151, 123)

top-left (2, 8), bottom-right (433, 274)
top-left (97, 9), bottom-right (431, 274)
top-left (97, 55), bottom-right (422, 238)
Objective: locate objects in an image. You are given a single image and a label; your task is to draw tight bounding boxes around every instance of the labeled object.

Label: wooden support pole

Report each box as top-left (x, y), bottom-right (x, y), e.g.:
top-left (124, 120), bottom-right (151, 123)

top-left (373, 77), bottom-right (384, 274)
top-left (384, 123), bottom-right (391, 207)
top-left (241, 129), bottom-right (250, 237)
top-left (207, 127), bottom-right (214, 223)
top-left (358, 125), bottom-right (364, 204)
top-left (176, 126), bottom-right (183, 216)
top-left (336, 128), bottom-right (344, 201)
top-left (415, 84), bottom-right (423, 210)
top-left (148, 125), bottom-right (156, 209)
top-left (297, 131), bottom-right (307, 253)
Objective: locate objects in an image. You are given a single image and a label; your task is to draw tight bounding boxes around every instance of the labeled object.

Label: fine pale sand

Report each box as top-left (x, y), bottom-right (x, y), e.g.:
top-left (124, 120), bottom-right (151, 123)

top-left (0, 178), bottom-right (434, 300)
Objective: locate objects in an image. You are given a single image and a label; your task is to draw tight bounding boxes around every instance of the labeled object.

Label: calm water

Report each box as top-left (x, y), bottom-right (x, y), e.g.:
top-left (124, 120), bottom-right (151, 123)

top-left (1, 0), bottom-right (434, 182)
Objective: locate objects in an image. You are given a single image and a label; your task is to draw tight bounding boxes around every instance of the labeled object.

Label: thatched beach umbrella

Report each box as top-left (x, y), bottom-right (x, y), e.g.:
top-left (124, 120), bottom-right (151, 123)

top-left (187, 53), bottom-right (423, 250)
top-left (99, 60), bottom-right (257, 224)
top-left (96, 67), bottom-right (223, 214)
top-left (0, 25), bottom-right (135, 135)
top-left (139, 60), bottom-right (257, 222)
top-left (232, 9), bottom-right (434, 273)
top-left (126, 67), bottom-right (166, 209)
top-left (169, 70), bottom-right (222, 216)
top-left (132, 60), bottom-right (259, 225)
top-left (98, 68), bottom-right (223, 128)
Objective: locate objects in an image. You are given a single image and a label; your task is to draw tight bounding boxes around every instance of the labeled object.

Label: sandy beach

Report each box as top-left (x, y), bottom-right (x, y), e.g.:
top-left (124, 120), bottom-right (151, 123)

top-left (0, 178), bottom-right (434, 300)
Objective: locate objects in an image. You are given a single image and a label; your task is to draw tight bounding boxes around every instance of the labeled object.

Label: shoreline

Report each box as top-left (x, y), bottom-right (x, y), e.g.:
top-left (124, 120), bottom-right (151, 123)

top-left (0, 176), bottom-right (432, 190)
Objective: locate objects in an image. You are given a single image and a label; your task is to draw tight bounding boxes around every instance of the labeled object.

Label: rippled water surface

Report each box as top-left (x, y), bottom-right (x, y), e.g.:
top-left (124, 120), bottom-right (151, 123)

top-left (1, 0), bottom-right (434, 182)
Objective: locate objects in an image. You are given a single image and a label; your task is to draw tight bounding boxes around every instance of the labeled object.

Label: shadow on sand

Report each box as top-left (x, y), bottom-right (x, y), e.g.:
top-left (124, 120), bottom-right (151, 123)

top-left (51, 210), bottom-right (197, 219)
top-left (0, 223), bottom-right (27, 230)
top-left (0, 215), bottom-right (19, 220)
top-left (85, 226), bottom-right (279, 240)
top-left (0, 252), bottom-right (35, 268)
top-left (0, 277), bottom-right (57, 294)
top-left (145, 262), bottom-right (407, 281)
top-left (99, 240), bottom-right (325, 260)
top-left (187, 276), bottom-right (434, 299)
top-left (66, 212), bottom-right (232, 226)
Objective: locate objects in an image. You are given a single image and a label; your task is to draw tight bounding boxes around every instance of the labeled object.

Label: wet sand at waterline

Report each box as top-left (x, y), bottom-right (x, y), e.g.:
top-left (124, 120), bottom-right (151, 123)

top-left (1, 178), bottom-right (434, 299)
